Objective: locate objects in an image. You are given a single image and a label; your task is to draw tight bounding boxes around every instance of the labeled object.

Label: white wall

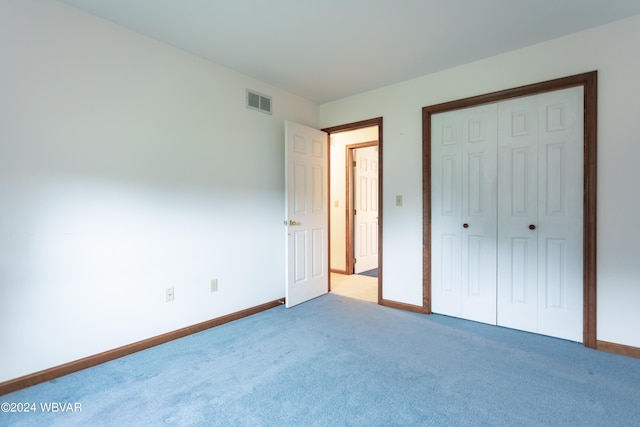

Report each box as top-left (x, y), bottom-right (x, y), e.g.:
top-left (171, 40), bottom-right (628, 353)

top-left (0, 0), bottom-right (318, 383)
top-left (320, 14), bottom-right (640, 348)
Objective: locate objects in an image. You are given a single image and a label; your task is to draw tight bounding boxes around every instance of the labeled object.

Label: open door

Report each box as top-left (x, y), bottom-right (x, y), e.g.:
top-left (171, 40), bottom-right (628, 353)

top-left (285, 121), bottom-right (329, 308)
top-left (352, 145), bottom-right (379, 274)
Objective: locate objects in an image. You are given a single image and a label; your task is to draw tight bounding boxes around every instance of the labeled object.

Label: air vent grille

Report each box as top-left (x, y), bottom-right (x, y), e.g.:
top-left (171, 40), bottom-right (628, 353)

top-left (246, 89), bottom-right (272, 114)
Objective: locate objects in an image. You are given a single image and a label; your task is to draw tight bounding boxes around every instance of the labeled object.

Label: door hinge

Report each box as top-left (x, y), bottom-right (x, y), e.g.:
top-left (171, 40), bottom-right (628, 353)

top-left (353, 161), bottom-right (356, 167)
top-left (353, 258), bottom-right (357, 264)
top-left (354, 209), bottom-right (357, 216)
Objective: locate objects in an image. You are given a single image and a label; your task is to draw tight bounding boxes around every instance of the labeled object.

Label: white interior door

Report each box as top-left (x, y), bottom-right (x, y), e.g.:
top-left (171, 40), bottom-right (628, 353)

top-left (285, 121), bottom-right (329, 308)
top-left (432, 87), bottom-right (583, 341)
top-left (460, 104), bottom-right (498, 324)
top-left (431, 110), bottom-right (463, 317)
top-left (535, 87), bottom-right (583, 341)
top-left (353, 146), bottom-right (378, 273)
top-left (497, 87), bottom-right (584, 341)
top-left (496, 95), bottom-right (540, 334)
top-left (431, 104), bottom-right (498, 324)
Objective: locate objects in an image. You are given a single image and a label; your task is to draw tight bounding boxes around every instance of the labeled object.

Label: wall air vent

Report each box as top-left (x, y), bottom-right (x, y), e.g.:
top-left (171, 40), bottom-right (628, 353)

top-left (246, 89), bottom-right (272, 115)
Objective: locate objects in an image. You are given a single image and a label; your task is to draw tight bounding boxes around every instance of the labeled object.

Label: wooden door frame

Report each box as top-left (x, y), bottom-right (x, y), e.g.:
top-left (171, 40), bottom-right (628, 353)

top-left (422, 71), bottom-right (597, 348)
top-left (324, 117), bottom-right (383, 304)
top-left (346, 141), bottom-right (379, 275)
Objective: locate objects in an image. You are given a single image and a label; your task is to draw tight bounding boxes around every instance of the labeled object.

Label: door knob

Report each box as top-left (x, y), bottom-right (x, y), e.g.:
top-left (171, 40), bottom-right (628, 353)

top-left (529, 224), bottom-right (536, 230)
top-left (289, 220), bottom-right (298, 226)
top-left (463, 223), bottom-right (469, 228)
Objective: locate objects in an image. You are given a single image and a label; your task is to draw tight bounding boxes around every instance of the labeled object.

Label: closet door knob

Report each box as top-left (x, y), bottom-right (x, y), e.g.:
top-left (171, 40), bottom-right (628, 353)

top-left (463, 223), bottom-right (469, 228)
top-left (529, 224), bottom-right (536, 230)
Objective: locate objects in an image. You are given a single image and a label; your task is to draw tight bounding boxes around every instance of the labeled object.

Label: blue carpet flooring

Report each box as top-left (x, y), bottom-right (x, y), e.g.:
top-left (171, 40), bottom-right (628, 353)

top-left (2, 293), bottom-right (640, 426)
top-left (357, 268), bottom-right (378, 278)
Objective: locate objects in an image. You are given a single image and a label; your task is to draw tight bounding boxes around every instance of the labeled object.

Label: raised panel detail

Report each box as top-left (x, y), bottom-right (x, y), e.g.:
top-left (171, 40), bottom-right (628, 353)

top-left (294, 230), bottom-right (307, 283)
top-left (441, 155), bottom-right (457, 216)
top-left (312, 138), bottom-right (323, 157)
top-left (368, 222), bottom-right (378, 256)
top-left (358, 223), bottom-right (367, 254)
top-left (511, 111), bottom-right (530, 137)
top-left (294, 162), bottom-right (306, 215)
top-left (510, 238), bottom-right (530, 303)
top-left (467, 152), bottom-right (484, 216)
top-left (369, 177), bottom-right (378, 210)
top-left (294, 134), bottom-right (306, 154)
top-left (359, 176), bottom-right (368, 210)
top-left (511, 148), bottom-right (530, 216)
top-left (546, 143), bottom-right (565, 216)
top-left (442, 124), bottom-right (457, 145)
top-left (466, 236), bottom-right (482, 296)
top-left (545, 238), bottom-right (566, 309)
top-left (546, 104), bottom-right (567, 132)
top-left (441, 234), bottom-right (457, 292)
top-left (311, 164), bottom-right (323, 213)
top-left (311, 228), bottom-right (324, 278)
top-left (468, 119), bottom-right (485, 143)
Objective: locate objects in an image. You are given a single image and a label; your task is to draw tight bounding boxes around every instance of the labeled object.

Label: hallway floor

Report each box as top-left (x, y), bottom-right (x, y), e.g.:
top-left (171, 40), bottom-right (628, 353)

top-left (330, 272), bottom-right (378, 303)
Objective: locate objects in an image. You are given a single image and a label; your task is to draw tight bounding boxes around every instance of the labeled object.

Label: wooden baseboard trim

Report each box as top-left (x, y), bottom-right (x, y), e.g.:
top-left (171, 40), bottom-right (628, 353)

top-left (0, 298), bottom-right (284, 396)
top-left (381, 299), bottom-right (427, 314)
top-left (596, 340), bottom-right (640, 359)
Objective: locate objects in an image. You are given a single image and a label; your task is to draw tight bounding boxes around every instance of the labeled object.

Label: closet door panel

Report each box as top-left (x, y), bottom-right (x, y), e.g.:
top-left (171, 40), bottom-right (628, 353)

top-left (431, 113), bottom-right (463, 317)
top-left (460, 105), bottom-right (498, 324)
top-left (497, 97), bottom-right (539, 333)
top-left (536, 87), bottom-right (584, 342)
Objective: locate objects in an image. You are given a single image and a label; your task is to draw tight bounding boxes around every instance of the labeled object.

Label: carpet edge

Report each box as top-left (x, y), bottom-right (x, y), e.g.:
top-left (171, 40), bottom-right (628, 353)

top-left (0, 298), bottom-right (284, 396)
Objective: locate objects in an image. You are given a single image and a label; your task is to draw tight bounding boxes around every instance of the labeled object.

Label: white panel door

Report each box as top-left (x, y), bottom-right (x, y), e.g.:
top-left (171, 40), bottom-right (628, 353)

top-left (535, 87), bottom-right (584, 341)
top-left (497, 87), bottom-right (583, 341)
top-left (431, 111), bottom-right (463, 317)
top-left (432, 87), bottom-right (583, 340)
top-left (496, 96), bottom-right (540, 334)
top-left (285, 121), bottom-right (328, 308)
top-left (431, 104), bottom-right (498, 324)
top-left (353, 146), bottom-right (378, 273)
top-left (460, 104), bottom-right (498, 324)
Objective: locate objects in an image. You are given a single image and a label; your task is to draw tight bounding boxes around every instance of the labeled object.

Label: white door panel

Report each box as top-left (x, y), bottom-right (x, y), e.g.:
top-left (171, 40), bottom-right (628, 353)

top-left (353, 146), bottom-right (378, 273)
top-left (535, 87), bottom-right (584, 341)
top-left (460, 104), bottom-right (497, 324)
top-left (497, 96), bottom-right (539, 333)
top-left (285, 121), bottom-right (328, 308)
top-left (432, 105), bottom-right (497, 324)
top-left (497, 87), bottom-right (583, 341)
top-left (432, 87), bottom-right (583, 341)
top-left (431, 112), bottom-right (463, 317)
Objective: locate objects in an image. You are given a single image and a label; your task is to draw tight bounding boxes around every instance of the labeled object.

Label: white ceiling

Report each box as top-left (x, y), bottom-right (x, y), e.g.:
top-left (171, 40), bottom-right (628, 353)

top-left (57, 0), bottom-right (640, 103)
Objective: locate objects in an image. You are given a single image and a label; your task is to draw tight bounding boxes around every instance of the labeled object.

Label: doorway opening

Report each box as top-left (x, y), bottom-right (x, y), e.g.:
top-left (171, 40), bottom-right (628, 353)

top-left (323, 118), bottom-right (383, 304)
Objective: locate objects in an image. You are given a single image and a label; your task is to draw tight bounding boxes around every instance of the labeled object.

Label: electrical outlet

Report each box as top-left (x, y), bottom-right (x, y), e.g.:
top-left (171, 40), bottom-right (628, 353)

top-left (210, 279), bottom-right (218, 293)
top-left (165, 287), bottom-right (174, 302)
top-left (396, 195), bottom-right (403, 206)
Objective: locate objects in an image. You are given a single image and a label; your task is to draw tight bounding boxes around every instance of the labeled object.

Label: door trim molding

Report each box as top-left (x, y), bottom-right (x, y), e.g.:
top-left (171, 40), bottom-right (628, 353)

top-left (324, 117), bottom-right (383, 304)
top-left (422, 71), bottom-right (597, 348)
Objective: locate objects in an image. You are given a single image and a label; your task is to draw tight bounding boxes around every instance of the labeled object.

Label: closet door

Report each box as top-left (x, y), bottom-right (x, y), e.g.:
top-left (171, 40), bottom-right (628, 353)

top-left (535, 87), bottom-right (584, 341)
top-left (497, 87), bottom-right (583, 342)
top-left (496, 96), bottom-right (540, 334)
top-left (432, 104), bottom-right (498, 324)
top-left (460, 105), bottom-right (498, 324)
top-left (431, 111), bottom-right (463, 317)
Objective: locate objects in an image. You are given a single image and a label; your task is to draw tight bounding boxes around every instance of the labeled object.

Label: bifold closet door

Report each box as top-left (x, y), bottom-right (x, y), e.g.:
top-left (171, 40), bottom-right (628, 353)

top-left (431, 104), bottom-right (498, 325)
top-left (496, 87), bottom-right (584, 342)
